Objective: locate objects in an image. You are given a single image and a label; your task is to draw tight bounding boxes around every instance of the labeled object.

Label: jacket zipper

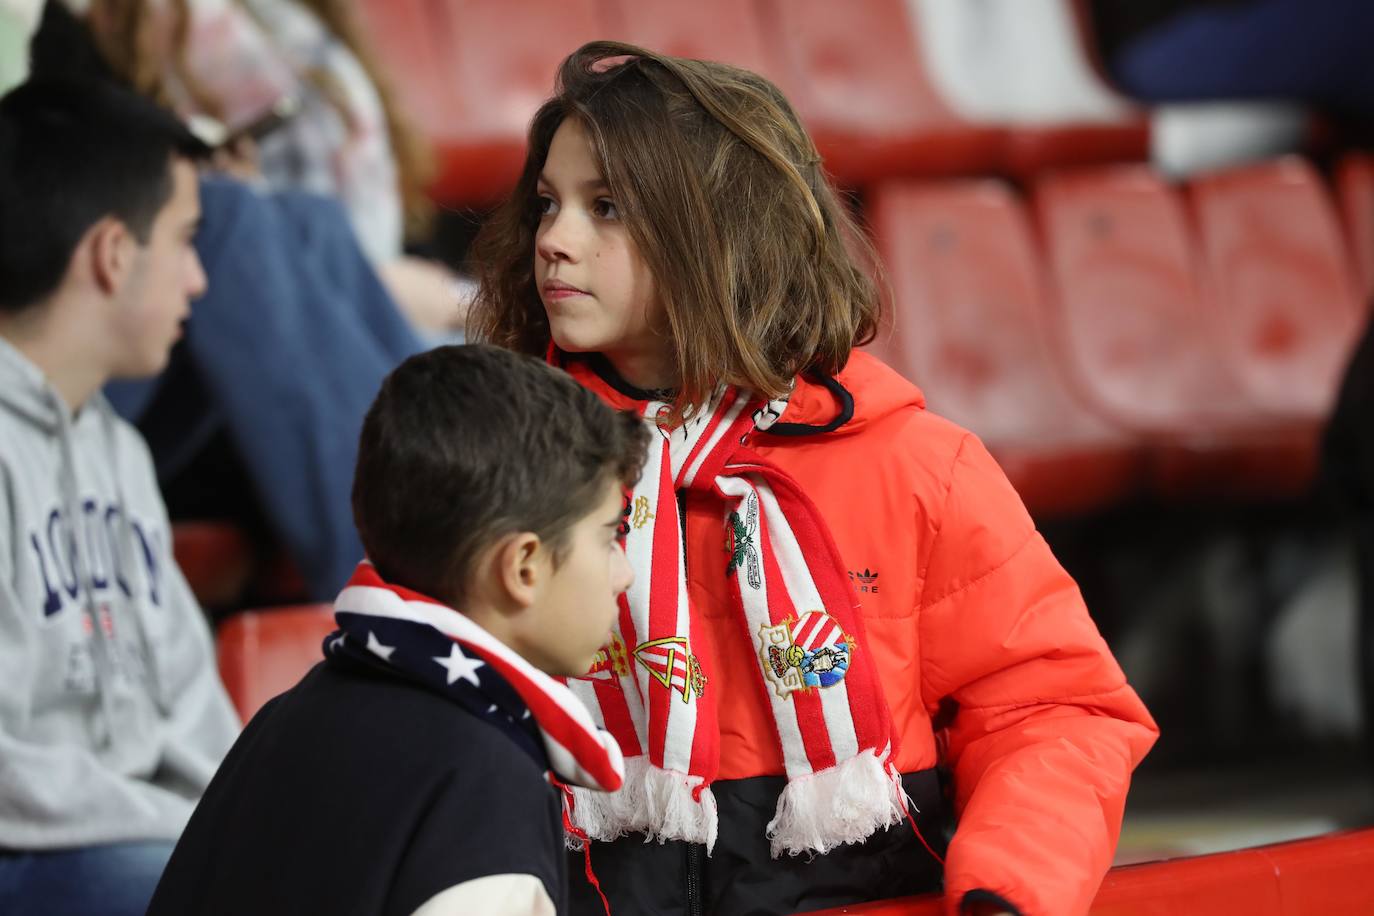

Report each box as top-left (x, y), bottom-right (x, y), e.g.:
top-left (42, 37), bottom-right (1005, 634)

top-left (677, 490), bottom-right (689, 573)
top-left (686, 841), bottom-right (705, 916)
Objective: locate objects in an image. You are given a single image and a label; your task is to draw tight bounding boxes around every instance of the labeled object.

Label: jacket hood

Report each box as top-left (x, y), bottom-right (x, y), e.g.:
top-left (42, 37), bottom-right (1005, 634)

top-left (0, 334), bottom-right (67, 435)
top-left (767, 350), bottom-right (926, 437)
top-left (566, 349), bottom-right (926, 437)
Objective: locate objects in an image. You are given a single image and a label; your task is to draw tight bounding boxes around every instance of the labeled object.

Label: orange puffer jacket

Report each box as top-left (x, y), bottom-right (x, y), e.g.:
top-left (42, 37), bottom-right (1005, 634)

top-left (584, 350), bottom-right (1158, 916)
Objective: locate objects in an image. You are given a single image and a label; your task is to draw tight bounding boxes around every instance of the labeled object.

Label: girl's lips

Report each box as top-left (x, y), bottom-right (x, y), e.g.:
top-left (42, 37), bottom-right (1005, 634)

top-left (543, 280), bottom-right (588, 301)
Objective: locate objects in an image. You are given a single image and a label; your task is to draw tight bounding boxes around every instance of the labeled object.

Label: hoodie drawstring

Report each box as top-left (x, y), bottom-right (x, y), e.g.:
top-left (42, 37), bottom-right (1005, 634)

top-left (47, 392), bottom-right (174, 751)
top-left (50, 391), bottom-right (124, 749)
top-left (99, 404), bottom-right (171, 716)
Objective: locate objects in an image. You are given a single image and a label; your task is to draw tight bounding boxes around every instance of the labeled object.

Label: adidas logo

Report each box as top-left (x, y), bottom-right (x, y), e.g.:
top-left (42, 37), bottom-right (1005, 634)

top-left (848, 568), bottom-right (880, 594)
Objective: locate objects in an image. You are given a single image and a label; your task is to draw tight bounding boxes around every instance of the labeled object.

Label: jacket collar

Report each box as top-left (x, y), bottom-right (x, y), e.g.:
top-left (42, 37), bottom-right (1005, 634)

top-left (561, 349), bottom-right (925, 437)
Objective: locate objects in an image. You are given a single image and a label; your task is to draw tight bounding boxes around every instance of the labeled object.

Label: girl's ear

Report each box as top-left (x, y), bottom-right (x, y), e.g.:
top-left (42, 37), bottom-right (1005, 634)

top-left (491, 531), bottom-right (546, 611)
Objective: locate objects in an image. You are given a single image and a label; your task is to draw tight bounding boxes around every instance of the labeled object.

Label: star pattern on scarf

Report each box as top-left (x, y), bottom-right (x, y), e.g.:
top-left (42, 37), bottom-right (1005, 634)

top-left (433, 643), bottom-right (485, 687)
top-left (365, 630), bottom-right (395, 661)
top-left (328, 566), bottom-right (627, 797)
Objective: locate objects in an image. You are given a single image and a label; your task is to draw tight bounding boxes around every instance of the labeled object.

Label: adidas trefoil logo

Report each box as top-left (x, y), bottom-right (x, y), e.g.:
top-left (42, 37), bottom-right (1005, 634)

top-left (848, 568), bottom-right (879, 594)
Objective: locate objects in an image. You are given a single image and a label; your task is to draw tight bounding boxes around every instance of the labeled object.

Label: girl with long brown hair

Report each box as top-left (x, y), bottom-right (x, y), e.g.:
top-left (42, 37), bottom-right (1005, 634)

top-left (471, 41), bottom-right (1157, 916)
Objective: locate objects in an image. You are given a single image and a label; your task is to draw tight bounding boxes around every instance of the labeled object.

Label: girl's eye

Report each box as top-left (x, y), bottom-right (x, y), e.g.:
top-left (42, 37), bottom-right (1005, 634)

top-left (536, 194), bottom-right (558, 217)
top-left (593, 198), bottom-right (620, 220)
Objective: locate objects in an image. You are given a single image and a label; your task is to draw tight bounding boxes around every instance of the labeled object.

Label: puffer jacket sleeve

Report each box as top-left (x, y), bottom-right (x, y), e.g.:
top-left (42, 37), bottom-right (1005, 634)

top-left (916, 433), bottom-right (1158, 916)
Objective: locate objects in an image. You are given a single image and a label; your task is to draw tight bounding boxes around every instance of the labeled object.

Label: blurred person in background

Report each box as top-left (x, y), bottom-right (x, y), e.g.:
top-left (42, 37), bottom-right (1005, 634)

top-left (26, 0), bottom-right (432, 602)
top-left (75, 0), bottom-right (469, 336)
top-left (1090, 0), bottom-right (1374, 119)
top-left (0, 78), bottom-right (239, 916)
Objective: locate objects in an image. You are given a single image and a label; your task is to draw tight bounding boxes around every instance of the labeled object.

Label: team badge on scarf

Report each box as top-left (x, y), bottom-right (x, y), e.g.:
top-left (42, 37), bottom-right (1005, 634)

top-left (325, 562), bottom-right (625, 793)
top-left (558, 356), bottom-right (909, 858)
top-left (759, 610), bottom-right (854, 697)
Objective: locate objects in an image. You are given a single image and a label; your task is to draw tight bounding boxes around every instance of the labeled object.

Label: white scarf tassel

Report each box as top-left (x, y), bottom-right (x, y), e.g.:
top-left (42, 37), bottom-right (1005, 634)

top-left (766, 748), bottom-right (909, 858)
top-left (571, 750), bottom-right (904, 859)
top-left (568, 758), bottom-right (720, 853)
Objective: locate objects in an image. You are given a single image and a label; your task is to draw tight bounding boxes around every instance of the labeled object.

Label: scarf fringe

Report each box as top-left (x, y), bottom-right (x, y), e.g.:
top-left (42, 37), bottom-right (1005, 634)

top-left (567, 757), bottom-right (720, 853)
top-left (569, 751), bottom-right (904, 859)
top-left (765, 748), bottom-right (907, 858)
top-left (642, 764), bottom-right (719, 852)
top-left (565, 756), bottom-right (651, 848)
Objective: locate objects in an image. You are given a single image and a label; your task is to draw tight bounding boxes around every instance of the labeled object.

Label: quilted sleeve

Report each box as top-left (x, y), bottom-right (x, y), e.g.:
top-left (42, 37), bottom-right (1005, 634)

top-left (917, 434), bottom-right (1158, 916)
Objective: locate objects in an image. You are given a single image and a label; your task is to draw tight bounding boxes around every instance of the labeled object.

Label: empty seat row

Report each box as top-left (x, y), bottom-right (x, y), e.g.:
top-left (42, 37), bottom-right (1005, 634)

top-left (354, 0), bottom-right (1148, 205)
top-left (866, 156), bottom-right (1368, 515)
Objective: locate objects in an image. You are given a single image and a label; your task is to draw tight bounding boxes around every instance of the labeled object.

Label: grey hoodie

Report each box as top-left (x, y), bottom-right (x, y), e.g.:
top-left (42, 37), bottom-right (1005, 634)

top-left (0, 336), bottom-right (239, 849)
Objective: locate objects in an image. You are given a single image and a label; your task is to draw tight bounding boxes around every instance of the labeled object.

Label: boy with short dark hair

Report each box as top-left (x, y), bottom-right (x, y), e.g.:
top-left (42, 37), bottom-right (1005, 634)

top-left (148, 344), bottom-right (650, 916)
top-left (0, 78), bottom-right (239, 916)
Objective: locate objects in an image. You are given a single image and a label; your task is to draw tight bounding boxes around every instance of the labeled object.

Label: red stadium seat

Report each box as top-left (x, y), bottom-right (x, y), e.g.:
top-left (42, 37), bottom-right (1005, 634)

top-left (1336, 153), bottom-right (1374, 305)
top-left (172, 521), bottom-right (310, 614)
top-left (600, 0), bottom-right (782, 79)
top-left (866, 179), bottom-right (1142, 516)
top-left (172, 521), bottom-right (255, 610)
top-left (798, 828), bottom-right (1374, 915)
top-left (1188, 158), bottom-right (1364, 422)
top-left (217, 604), bottom-right (337, 723)
top-left (760, 0), bottom-right (1004, 187)
top-left (1034, 166), bottom-right (1319, 498)
top-left (359, 0), bottom-right (1142, 200)
top-left (359, 0), bottom-right (611, 206)
top-left (1035, 166), bottom-right (1240, 432)
top-left (1003, 118), bottom-right (1149, 180)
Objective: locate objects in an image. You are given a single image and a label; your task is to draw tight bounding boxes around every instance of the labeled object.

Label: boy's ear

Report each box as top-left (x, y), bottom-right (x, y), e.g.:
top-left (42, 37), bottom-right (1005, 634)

top-left (85, 217), bottom-right (137, 297)
top-left (491, 531), bottom-right (546, 611)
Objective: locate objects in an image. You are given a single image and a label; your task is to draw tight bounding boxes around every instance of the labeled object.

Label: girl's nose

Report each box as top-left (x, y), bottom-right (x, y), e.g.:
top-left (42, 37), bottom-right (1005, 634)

top-left (536, 212), bottom-right (577, 264)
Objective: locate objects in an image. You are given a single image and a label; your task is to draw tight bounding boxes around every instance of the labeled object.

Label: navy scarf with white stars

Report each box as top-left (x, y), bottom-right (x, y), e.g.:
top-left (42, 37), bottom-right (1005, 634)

top-left (323, 562), bottom-right (625, 793)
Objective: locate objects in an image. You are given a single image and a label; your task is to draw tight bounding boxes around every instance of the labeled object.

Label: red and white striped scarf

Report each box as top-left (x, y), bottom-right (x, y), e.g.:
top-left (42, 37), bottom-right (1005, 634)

top-left (560, 358), bottom-right (907, 857)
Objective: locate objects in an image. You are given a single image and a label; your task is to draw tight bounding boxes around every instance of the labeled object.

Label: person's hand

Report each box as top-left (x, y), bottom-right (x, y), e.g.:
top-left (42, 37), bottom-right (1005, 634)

top-left (210, 135), bottom-right (261, 181)
top-left (379, 256), bottom-right (473, 334)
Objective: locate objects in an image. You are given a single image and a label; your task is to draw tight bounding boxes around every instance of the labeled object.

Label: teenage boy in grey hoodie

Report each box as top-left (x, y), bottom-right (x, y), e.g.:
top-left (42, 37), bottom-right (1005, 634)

top-left (0, 79), bottom-right (240, 915)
